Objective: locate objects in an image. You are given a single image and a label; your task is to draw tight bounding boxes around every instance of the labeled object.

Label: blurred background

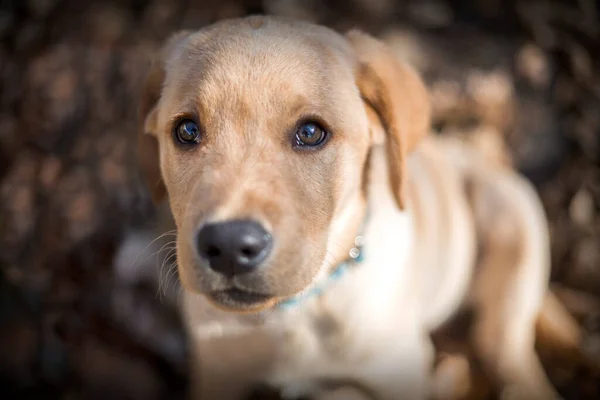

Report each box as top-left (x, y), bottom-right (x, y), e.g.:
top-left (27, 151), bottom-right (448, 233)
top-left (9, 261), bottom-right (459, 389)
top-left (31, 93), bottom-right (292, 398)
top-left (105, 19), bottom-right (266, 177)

top-left (0, 0), bottom-right (599, 399)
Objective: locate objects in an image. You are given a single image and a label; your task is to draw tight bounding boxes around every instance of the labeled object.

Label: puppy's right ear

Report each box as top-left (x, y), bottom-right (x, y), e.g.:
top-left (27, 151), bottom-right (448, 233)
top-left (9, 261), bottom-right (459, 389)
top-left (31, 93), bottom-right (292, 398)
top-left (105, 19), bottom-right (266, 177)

top-left (346, 30), bottom-right (430, 210)
top-left (138, 31), bottom-right (192, 203)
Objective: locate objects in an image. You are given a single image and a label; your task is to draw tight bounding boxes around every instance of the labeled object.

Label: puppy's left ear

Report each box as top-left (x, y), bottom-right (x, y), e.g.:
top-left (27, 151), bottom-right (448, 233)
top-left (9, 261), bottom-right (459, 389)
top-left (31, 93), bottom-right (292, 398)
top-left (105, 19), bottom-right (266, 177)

top-left (138, 30), bottom-right (192, 204)
top-left (346, 30), bottom-right (431, 210)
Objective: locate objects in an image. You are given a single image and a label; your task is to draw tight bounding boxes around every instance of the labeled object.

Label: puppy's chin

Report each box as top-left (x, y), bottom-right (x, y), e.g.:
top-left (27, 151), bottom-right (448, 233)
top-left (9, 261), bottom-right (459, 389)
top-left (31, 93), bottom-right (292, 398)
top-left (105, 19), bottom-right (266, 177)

top-left (203, 289), bottom-right (281, 314)
top-left (177, 253), bottom-right (325, 313)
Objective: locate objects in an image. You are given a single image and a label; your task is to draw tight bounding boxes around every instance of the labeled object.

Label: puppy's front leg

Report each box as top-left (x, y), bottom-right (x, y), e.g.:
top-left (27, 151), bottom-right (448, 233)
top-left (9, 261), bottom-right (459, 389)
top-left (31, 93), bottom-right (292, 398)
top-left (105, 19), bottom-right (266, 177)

top-left (189, 341), bottom-right (252, 400)
top-left (189, 332), bottom-right (274, 400)
top-left (357, 333), bottom-right (434, 400)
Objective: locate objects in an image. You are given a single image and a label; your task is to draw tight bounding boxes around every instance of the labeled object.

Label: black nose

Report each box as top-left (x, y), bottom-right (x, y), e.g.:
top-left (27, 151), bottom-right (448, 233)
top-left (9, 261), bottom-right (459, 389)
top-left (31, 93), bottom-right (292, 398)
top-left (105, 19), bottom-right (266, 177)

top-left (196, 220), bottom-right (272, 276)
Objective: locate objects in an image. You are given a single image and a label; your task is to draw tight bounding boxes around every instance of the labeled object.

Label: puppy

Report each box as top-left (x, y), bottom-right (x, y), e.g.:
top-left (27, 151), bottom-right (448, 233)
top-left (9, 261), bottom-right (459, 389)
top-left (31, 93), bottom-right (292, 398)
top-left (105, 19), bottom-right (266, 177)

top-left (136, 15), bottom-right (579, 400)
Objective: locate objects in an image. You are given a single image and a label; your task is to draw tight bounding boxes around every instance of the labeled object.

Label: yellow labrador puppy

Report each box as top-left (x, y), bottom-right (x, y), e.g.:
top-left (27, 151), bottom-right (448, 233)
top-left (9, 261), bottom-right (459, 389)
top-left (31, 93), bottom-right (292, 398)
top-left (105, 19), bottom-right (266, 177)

top-left (137, 15), bottom-right (579, 400)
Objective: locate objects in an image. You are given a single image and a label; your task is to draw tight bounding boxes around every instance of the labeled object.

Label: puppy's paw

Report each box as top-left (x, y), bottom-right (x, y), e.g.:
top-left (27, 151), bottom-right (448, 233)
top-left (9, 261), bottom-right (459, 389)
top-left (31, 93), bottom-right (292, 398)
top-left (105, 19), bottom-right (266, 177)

top-left (431, 354), bottom-right (472, 400)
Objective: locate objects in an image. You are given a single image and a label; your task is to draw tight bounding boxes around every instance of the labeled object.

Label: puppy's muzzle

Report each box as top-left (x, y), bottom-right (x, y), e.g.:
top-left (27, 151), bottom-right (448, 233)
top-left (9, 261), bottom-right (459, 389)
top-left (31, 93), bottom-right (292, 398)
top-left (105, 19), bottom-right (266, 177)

top-left (196, 219), bottom-right (273, 277)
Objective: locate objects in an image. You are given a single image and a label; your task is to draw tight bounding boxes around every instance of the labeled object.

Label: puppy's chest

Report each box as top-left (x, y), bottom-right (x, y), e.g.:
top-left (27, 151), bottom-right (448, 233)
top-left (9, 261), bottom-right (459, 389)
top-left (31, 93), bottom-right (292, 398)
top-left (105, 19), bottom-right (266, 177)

top-left (268, 310), bottom-right (358, 388)
top-left (279, 302), bottom-right (352, 364)
top-left (269, 278), bottom-right (401, 384)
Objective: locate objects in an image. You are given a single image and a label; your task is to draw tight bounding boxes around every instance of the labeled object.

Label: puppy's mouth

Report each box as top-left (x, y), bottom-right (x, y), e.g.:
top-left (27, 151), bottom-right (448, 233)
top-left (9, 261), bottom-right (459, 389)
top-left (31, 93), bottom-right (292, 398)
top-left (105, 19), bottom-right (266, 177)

top-left (207, 288), bottom-right (276, 312)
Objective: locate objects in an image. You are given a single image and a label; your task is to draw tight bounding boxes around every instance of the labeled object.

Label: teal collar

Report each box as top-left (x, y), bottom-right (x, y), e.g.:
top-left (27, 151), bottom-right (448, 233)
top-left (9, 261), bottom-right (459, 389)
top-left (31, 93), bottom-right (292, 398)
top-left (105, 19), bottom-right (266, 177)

top-left (276, 218), bottom-right (367, 310)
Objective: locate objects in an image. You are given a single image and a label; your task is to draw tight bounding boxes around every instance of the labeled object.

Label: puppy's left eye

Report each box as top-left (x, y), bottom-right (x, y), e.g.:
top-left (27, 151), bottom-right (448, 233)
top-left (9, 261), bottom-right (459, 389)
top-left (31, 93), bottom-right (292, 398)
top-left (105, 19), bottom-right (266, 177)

top-left (175, 120), bottom-right (201, 144)
top-left (294, 122), bottom-right (328, 148)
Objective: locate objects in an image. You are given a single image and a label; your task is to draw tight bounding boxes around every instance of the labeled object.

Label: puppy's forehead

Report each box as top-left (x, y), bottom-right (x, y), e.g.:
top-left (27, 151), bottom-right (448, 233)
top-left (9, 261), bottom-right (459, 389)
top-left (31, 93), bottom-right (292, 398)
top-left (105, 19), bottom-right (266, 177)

top-left (161, 18), bottom-right (358, 119)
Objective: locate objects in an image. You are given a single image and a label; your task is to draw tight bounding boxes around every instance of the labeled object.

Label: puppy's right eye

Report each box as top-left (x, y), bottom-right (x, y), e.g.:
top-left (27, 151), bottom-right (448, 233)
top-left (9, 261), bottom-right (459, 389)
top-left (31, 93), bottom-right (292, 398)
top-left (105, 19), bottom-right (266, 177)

top-left (294, 122), bottom-right (329, 149)
top-left (175, 120), bottom-right (201, 144)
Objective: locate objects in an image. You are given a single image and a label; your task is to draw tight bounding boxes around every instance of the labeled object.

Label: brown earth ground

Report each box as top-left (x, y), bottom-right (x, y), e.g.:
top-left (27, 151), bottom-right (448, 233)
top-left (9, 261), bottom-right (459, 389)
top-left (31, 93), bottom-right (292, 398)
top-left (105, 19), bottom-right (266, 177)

top-left (0, 1), bottom-right (599, 399)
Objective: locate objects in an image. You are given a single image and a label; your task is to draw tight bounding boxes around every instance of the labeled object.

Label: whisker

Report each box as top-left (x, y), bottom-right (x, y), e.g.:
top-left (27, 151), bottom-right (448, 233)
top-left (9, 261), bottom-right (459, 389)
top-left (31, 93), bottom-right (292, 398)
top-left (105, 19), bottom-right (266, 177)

top-left (129, 230), bottom-right (177, 270)
top-left (156, 249), bottom-right (177, 300)
top-left (132, 239), bottom-right (177, 284)
top-left (155, 240), bottom-right (177, 259)
top-left (164, 260), bottom-right (180, 298)
top-left (161, 261), bottom-right (179, 301)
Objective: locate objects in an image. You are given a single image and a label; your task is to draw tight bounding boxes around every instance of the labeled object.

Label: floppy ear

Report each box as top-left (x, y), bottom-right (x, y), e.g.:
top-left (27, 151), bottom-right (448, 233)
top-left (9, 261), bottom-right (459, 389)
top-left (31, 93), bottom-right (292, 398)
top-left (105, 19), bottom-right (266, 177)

top-left (346, 30), bottom-right (431, 210)
top-left (138, 31), bottom-right (192, 203)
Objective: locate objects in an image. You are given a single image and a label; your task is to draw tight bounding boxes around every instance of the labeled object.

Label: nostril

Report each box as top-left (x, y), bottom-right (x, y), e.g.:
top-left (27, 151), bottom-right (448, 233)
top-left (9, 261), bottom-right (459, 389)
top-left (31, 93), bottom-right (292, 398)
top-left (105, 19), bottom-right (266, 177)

top-left (240, 247), bottom-right (255, 257)
top-left (205, 246), bottom-right (221, 258)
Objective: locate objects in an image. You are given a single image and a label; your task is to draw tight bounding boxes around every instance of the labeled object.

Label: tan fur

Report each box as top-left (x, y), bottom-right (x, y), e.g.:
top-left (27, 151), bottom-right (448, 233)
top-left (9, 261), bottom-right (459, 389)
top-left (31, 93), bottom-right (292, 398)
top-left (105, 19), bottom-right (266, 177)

top-left (137, 15), bottom-right (585, 400)
top-left (346, 30), bottom-right (431, 210)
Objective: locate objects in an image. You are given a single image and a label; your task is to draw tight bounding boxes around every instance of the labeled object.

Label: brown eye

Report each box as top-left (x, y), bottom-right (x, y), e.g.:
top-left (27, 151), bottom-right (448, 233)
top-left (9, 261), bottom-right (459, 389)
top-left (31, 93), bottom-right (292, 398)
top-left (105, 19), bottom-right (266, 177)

top-left (294, 122), bottom-right (328, 148)
top-left (175, 119), bottom-right (201, 144)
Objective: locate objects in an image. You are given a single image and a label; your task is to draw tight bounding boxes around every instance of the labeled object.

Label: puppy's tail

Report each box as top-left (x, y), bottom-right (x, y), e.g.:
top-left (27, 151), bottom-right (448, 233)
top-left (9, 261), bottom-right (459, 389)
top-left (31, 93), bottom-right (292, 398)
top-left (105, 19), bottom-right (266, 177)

top-left (536, 291), bottom-right (582, 354)
top-left (536, 289), bottom-right (599, 370)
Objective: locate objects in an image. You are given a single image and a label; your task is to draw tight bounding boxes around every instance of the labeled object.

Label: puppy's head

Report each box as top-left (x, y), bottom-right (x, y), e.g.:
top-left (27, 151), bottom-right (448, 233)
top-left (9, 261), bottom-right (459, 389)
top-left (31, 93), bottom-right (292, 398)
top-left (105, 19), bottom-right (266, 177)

top-left (138, 16), bottom-right (430, 312)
